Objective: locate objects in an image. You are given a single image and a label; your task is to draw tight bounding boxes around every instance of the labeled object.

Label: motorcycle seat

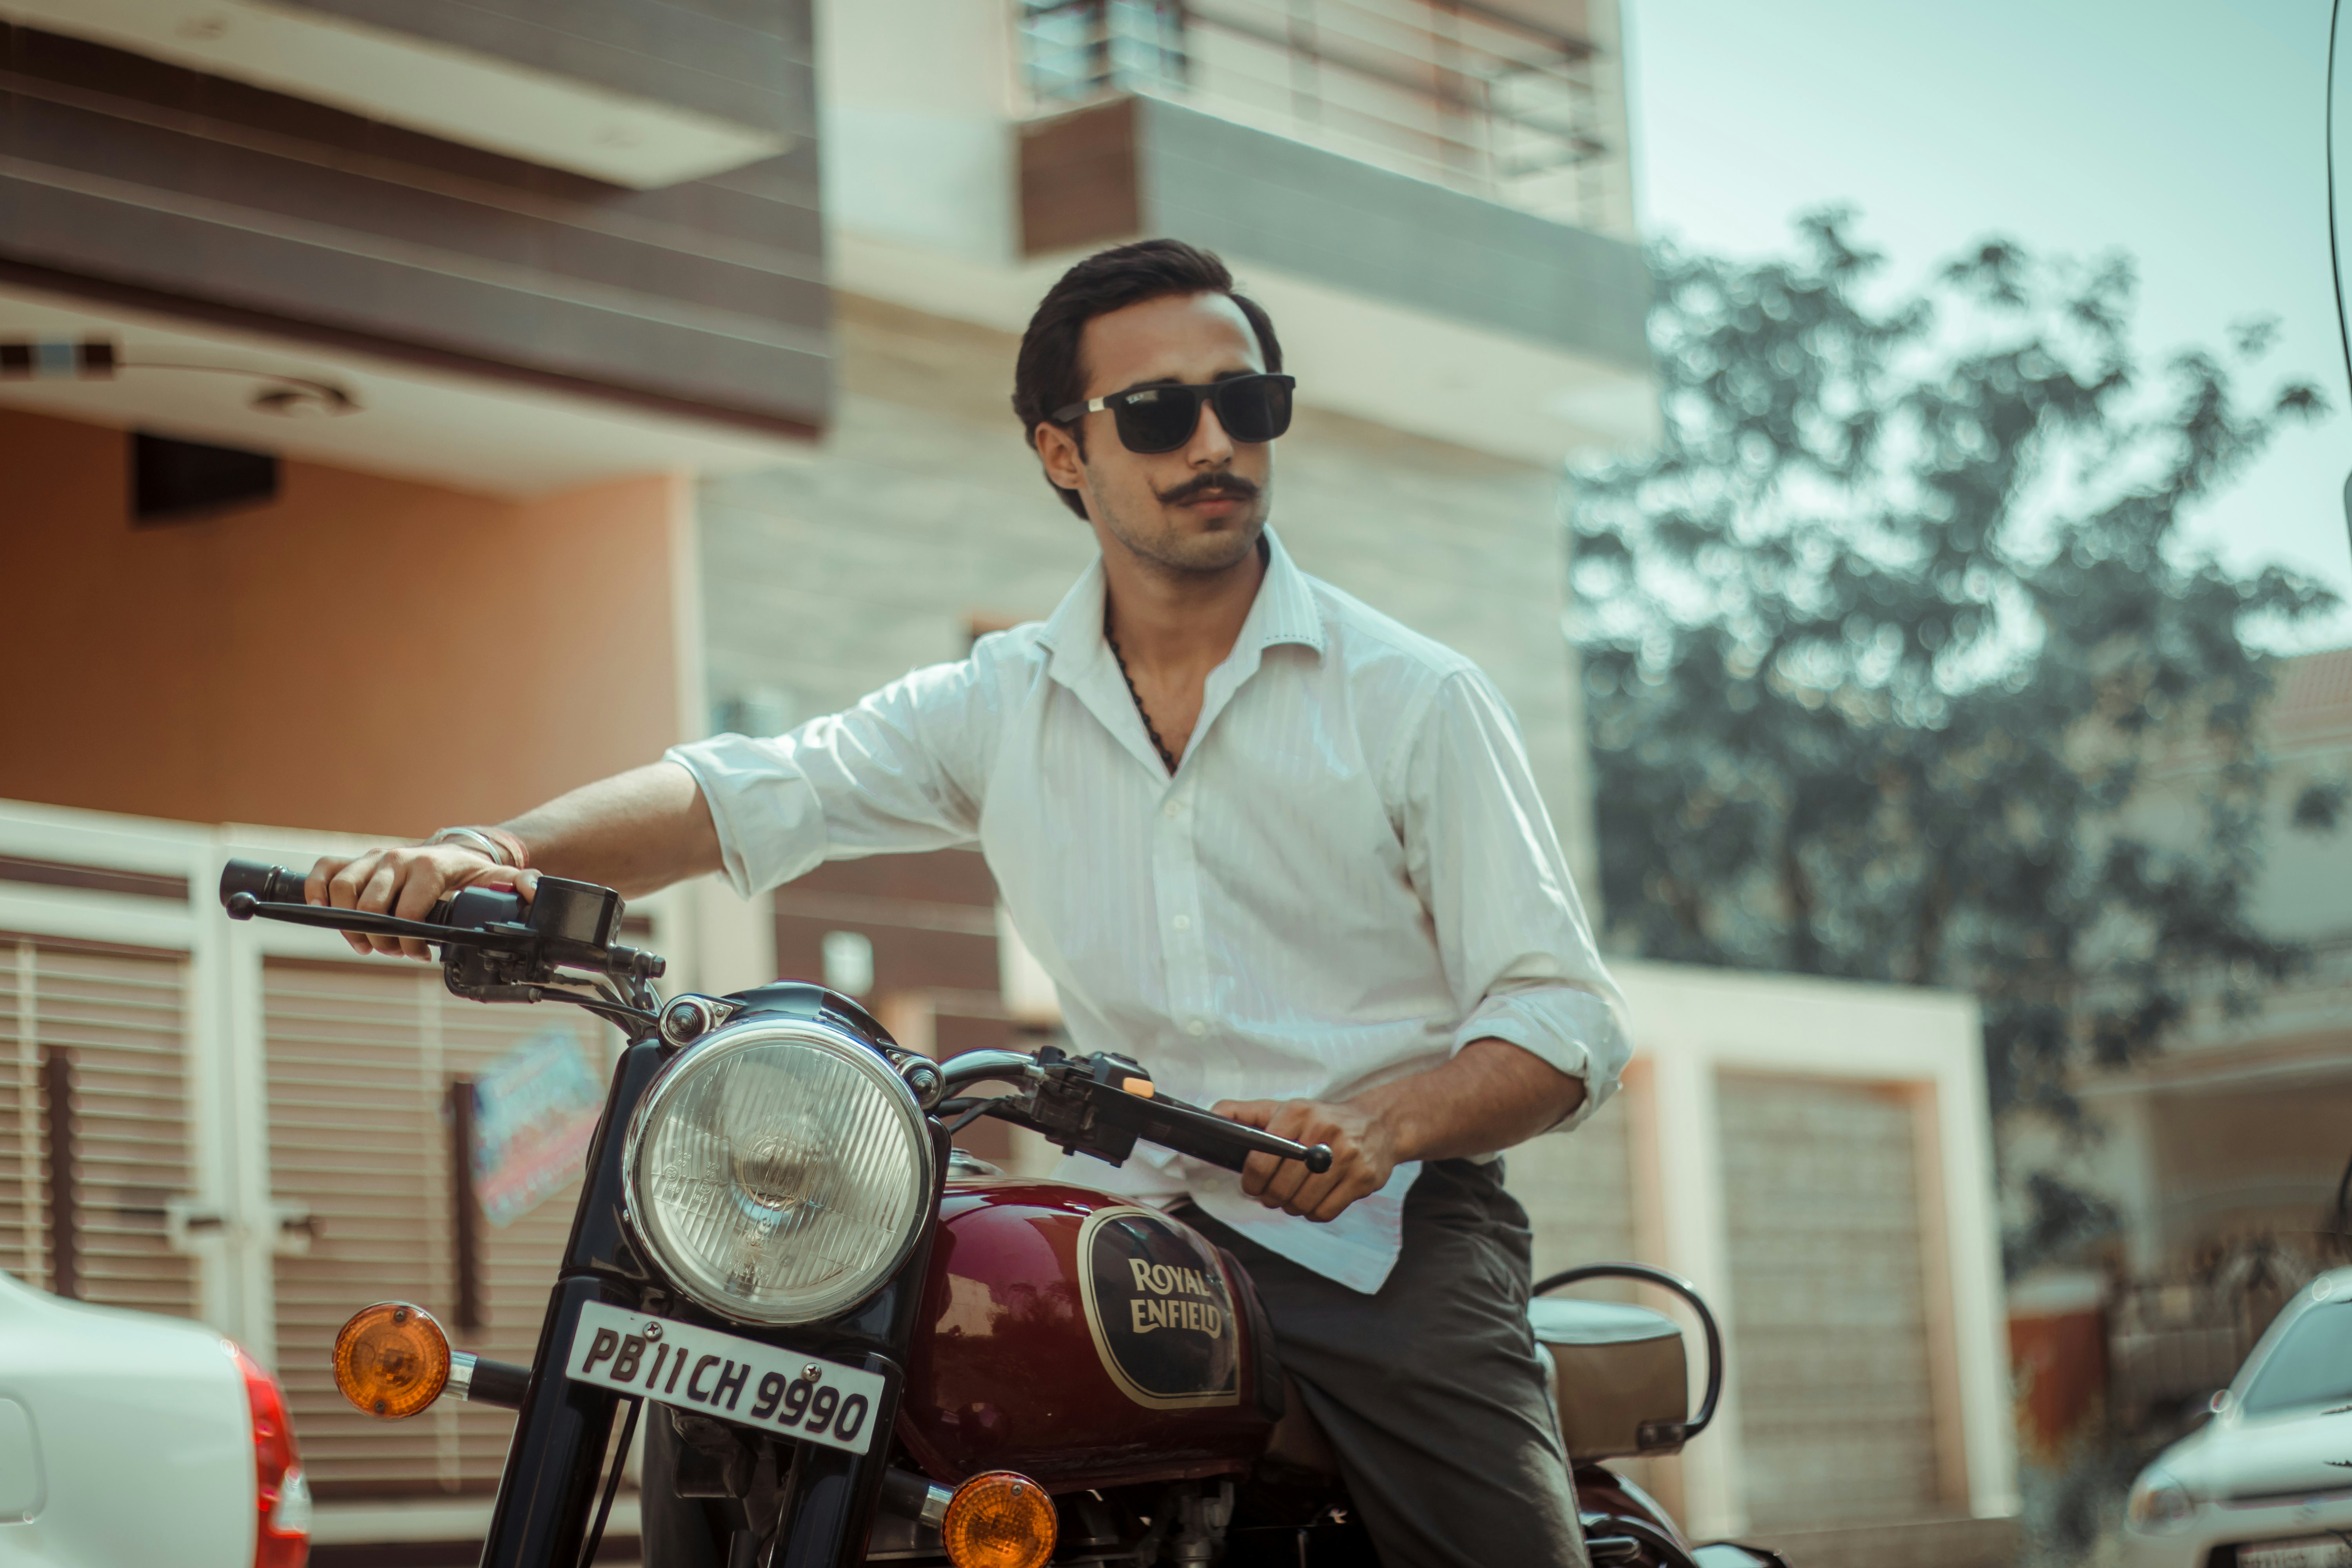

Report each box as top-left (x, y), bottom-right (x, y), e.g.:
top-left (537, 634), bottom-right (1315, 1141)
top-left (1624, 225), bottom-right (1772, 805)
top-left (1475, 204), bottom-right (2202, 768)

top-left (1527, 1298), bottom-right (1689, 1461)
top-left (1527, 1298), bottom-right (1680, 1347)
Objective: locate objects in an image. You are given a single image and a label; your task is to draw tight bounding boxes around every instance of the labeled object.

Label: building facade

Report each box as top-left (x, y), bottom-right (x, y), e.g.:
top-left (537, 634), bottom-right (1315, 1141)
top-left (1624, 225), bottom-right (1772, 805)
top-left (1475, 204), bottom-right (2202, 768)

top-left (0, 0), bottom-right (2017, 1556)
top-left (0, 0), bottom-right (827, 1542)
top-left (2008, 647), bottom-right (2352, 1435)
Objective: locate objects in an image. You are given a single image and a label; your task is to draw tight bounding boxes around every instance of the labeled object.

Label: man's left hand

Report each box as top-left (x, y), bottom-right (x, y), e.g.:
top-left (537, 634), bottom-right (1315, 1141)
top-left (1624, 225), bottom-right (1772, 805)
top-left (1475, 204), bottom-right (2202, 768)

top-left (1211, 1097), bottom-right (1400, 1223)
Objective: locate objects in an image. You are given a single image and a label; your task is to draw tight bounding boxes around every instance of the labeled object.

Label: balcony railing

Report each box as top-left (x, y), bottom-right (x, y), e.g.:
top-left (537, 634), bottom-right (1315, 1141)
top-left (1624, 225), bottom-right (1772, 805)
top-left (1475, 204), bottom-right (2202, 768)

top-left (1018, 0), bottom-right (1617, 229)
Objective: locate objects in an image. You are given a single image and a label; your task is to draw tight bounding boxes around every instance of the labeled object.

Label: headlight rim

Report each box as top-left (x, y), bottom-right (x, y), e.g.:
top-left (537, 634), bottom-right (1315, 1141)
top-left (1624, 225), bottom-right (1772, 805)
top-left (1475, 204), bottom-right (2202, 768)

top-left (622, 1013), bottom-right (936, 1327)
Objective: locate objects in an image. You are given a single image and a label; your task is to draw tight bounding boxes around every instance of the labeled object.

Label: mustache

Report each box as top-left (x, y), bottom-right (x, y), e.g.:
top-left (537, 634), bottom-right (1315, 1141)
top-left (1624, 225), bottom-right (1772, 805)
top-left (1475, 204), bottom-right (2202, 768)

top-left (1156, 471), bottom-right (1261, 506)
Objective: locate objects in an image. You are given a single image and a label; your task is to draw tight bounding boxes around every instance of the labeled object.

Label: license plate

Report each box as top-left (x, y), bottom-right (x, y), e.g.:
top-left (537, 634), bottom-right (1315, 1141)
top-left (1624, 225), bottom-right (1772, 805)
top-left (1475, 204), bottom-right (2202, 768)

top-left (2243, 1537), bottom-right (2352, 1568)
top-left (565, 1301), bottom-right (889, 1457)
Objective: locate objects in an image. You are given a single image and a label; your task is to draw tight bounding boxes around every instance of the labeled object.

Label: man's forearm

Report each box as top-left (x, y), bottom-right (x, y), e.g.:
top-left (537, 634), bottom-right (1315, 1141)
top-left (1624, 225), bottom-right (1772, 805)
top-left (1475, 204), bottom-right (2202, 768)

top-left (501, 760), bottom-right (723, 899)
top-left (310, 760), bottom-right (723, 960)
top-left (1351, 1038), bottom-right (1586, 1165)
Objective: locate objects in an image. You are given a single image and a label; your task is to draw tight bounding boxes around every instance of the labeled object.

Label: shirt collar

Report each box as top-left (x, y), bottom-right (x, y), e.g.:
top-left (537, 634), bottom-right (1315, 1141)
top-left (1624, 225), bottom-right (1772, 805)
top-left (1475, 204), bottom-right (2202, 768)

top-left (1037, 527), bottom-right (1325, 778)
top-left (1246, 529), bottom-right (1328, 657)
top-left (1036, 526), bottom-right (1328, 670)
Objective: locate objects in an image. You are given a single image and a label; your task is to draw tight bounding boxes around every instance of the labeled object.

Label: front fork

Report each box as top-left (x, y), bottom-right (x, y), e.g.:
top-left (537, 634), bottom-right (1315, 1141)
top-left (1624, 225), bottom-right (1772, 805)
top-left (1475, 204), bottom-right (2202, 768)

top-left (476, 1024), bottom-right (943, 1568)
top-left (479, 1278), bottom-right (623, 1568)
top-left (772, 1356), bottom-right (906, 1568)
top-left (481, 1291), bottom-right (916, 1568)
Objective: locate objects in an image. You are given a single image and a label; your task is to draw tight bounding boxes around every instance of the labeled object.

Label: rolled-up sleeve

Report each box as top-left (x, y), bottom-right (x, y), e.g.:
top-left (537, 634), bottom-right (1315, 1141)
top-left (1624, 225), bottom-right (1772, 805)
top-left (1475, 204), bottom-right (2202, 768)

top-left (1399, 668), bottom-right (1633, 1133)
top-left (666, 656), bottom-right (996, 898)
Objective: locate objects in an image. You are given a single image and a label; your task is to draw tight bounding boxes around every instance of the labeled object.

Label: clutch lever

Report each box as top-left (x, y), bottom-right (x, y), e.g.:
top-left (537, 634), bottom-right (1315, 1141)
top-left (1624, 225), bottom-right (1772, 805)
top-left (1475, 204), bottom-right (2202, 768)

top-left (224, 893), bottom-right (531, 953)
top-left (224, 892), bottom-right (662, 983)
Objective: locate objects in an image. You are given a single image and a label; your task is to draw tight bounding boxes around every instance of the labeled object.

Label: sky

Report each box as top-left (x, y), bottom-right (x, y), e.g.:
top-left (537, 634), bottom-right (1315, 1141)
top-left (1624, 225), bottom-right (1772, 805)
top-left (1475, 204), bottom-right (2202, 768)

top-left (1621, 0), bottom-right (2352, 651)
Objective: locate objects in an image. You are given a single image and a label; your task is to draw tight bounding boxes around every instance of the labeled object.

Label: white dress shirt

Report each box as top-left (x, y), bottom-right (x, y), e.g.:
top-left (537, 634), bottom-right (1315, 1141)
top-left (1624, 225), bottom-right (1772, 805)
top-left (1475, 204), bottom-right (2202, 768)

top-left (667, 528), bottom-right (1631, 1292)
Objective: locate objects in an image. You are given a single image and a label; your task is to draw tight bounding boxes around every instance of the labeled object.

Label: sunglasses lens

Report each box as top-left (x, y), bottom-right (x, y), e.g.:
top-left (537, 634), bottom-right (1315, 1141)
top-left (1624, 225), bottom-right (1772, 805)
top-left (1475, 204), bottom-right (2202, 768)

top-left (1217, 376), bottom-right (1292, 443)
top-left (1104, 377), bottom-right (1295, 451)
top-left (1110, 387), bottom-right (1203, 454)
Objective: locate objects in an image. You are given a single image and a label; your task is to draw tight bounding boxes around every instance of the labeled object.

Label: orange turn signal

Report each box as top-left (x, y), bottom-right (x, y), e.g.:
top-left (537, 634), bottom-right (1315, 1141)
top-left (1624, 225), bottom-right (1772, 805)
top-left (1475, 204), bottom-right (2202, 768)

top-left (332, 1301), bottom-right (451, 1420)
top-left (941, 1470), bottom-right (1056, 1568)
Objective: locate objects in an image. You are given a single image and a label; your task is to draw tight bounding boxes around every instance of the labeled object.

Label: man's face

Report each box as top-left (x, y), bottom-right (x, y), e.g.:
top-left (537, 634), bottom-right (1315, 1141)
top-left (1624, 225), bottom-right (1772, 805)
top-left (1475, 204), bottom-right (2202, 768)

top-left (1035, 292), bottom-right (1275, 576)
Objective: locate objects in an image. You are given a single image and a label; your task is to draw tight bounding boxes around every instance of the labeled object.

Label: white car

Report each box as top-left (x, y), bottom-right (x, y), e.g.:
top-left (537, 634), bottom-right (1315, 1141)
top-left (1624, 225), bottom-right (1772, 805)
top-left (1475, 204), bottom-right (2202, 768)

top-left (0, 1270), bottom-right (310, 1566)
top-left (2125, 1267), bottom-right (2352, 1568)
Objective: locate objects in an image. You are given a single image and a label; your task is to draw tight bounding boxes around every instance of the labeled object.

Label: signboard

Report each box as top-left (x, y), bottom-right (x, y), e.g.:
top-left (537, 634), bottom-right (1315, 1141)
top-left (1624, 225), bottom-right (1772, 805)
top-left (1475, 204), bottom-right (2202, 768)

top-left (469, 1028), bottom-right (605, 1227)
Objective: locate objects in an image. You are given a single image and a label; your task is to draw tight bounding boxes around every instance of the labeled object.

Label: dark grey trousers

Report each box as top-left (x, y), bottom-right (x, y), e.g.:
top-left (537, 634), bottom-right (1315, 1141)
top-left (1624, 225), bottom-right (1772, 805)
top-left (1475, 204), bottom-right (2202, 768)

top-left (1181, 1158), bottom-right (1588, 1568)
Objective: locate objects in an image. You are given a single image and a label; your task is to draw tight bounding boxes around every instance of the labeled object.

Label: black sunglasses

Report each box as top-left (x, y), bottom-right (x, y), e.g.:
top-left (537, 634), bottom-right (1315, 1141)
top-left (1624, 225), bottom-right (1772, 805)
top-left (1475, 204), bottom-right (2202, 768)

top-left (1050, 372), bottom-right (1296, 454)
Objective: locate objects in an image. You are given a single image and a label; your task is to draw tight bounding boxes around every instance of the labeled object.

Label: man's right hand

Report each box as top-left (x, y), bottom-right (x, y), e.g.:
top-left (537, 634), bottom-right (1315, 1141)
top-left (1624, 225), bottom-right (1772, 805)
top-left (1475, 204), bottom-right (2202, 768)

top-left (293, 761), bottom-right (720, 959)
top-left (305, 846), bottom-right (538, 962)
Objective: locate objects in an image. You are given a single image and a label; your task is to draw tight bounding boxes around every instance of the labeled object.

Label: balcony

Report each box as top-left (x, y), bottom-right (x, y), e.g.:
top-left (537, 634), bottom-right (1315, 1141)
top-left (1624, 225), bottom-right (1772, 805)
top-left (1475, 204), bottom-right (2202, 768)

top-left (1018, 0), bottom-right (1622, 234)
top-left (1014, 91), bottom-right (1650, 392)
top-left (0, 3), bottom-right (829, 466)
top-left (816, 0), bottom-right (1654, 463)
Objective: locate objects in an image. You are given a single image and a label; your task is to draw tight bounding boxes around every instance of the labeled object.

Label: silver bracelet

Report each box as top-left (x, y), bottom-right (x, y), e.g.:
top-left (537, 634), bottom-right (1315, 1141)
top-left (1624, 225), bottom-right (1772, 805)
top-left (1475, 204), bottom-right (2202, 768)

top-left (429, 826), bottom-right (508, 866)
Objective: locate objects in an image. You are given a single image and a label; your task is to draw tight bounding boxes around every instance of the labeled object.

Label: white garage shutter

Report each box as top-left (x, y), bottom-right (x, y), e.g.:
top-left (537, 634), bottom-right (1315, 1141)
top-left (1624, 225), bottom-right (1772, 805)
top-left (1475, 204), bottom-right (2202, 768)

top-left (0, 937), bottom-right (197, 1316)
top-left (0, 943), bottom-right (35, 1287)
top-left (263, 958), bottom-right (617, 1495)
top-left (1718, 1072), bottom-right (1941, 1527)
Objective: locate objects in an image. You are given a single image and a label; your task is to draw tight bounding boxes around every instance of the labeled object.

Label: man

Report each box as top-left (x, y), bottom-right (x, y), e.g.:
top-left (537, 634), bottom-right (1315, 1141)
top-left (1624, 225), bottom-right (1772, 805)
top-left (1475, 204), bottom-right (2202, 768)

top-left (313, 239), bottom-right (1630, 1566)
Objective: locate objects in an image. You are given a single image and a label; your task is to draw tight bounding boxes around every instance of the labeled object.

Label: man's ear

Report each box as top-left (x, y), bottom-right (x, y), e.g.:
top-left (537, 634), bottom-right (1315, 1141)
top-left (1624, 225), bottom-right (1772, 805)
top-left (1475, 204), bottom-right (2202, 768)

top-left (1034, 421), bottom-right (1087, 494)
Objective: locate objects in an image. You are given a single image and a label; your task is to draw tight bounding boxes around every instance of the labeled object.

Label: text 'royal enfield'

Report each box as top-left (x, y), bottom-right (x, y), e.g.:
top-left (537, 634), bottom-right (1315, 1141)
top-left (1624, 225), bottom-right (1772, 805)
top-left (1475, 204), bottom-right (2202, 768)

top-left (219, 860), bottom-right (1787, 1568)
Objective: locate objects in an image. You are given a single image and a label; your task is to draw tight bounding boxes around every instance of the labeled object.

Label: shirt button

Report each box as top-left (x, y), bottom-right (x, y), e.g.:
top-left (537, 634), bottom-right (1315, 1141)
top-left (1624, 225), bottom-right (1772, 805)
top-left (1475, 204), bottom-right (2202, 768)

top-left (1164, 800), bottom-right (1184, 819)
top-left (1185, 1019), bottom-right (1207, 1037)
top-left (1172, 914), bottom-right (1191, 932)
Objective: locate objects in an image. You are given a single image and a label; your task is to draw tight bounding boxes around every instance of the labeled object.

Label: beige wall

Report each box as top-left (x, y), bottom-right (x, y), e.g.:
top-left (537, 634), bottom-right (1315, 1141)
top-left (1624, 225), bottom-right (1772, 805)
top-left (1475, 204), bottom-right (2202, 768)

top-left (2, 407), bottom-right (684, 836)
top-left (2147, 1081), bottom-right (2352, 1247)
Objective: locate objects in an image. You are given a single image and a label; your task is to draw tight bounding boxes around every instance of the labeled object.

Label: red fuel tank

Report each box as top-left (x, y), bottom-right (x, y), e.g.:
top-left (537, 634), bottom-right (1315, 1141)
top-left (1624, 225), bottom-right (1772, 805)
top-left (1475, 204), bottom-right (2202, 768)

top-left (895, 1174), bottom-right (1278, 1492)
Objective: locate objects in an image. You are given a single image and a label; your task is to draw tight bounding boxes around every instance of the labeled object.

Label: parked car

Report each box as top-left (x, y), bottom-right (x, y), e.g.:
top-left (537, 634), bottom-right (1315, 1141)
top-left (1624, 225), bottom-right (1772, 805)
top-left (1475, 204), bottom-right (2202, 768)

top-left (2124, 1267), bottom-right (2352, 1568)
top-left (0, 1269), bottom-right (309, 1566)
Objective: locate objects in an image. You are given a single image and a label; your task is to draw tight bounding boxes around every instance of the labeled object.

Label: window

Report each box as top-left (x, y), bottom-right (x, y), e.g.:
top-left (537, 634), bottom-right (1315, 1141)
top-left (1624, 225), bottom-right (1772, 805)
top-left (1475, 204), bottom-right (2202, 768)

top-left (2241, 1302), bottom-right (2352, 1417)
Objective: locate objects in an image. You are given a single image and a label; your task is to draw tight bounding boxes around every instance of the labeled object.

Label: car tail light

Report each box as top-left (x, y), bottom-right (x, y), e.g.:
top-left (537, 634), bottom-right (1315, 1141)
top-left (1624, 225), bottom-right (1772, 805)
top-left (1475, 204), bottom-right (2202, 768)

top-left (226, 1340), bottom-right (310, 1568)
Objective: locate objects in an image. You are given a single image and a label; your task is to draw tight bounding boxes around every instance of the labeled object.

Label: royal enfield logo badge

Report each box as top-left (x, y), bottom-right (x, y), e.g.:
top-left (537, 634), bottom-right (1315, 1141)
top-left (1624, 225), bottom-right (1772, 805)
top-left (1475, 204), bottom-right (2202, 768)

top-left (1076, 1206), bottom-right (1241, 1410)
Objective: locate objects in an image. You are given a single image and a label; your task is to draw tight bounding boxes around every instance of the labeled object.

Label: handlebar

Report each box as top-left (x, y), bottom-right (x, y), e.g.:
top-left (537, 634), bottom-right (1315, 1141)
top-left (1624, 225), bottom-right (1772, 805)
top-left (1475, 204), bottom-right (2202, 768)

top-left (217, 860), bottom-right (665, 1013)
top-left (220, 857), bottom-right (528, 929)
top-left (225, 858), bottom-right (1324, 1176)
top-left (1111, 1081), bottom-right (1336, 1176)
top-left (218, 860), bottom-right (310, 908)
top-left (938, 1043), bottom-right (1334, 1177)
top-left (936, 1049), bottom-right (1043, 1098)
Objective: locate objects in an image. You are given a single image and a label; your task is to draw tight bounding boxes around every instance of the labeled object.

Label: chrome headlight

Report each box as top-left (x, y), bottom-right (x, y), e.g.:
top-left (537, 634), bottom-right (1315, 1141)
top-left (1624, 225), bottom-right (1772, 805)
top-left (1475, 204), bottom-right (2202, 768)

top-left (624, 1016), bottom-right (933, 1325)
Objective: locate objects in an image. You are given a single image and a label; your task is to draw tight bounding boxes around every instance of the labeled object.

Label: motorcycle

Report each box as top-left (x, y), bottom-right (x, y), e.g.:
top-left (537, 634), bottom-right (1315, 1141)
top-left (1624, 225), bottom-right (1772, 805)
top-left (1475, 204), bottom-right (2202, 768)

top-left (219, 860), bottom-right (1787, 1568)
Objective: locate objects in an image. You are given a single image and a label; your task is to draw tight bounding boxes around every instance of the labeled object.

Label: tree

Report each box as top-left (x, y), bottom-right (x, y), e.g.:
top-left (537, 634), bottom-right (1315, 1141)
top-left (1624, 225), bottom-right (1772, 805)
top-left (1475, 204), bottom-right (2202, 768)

top-left (1570, 212), bottom-right (2336, 1195)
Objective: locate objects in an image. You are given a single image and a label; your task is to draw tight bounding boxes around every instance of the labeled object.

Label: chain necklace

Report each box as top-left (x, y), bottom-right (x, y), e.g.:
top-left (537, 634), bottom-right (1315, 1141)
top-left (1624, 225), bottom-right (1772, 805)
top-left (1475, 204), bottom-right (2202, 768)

top-left (1104, 607), bottom-right (1180, 775)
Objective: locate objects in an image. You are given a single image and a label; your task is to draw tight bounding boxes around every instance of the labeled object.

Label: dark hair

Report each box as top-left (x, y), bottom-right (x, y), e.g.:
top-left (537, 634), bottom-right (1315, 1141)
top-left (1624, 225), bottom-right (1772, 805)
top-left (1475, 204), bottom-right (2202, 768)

top-left (1012, 238), bottom-right (1283, 519)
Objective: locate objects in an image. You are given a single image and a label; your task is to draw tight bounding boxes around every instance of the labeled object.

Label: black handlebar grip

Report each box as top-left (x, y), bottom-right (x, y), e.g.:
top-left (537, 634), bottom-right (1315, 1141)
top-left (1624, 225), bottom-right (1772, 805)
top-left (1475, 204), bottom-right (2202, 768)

top-left (219, 859), bottom-right (310, 909)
